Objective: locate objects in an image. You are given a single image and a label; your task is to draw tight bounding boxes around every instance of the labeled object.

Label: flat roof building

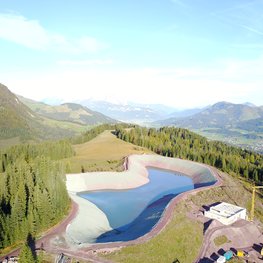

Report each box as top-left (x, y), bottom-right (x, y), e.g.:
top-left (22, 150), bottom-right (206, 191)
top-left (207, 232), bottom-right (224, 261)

top-left (204, 202), bottom-right (247, 225)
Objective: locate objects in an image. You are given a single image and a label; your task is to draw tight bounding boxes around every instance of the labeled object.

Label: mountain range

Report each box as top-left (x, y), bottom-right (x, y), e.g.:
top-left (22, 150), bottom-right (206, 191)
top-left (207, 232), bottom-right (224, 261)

top-left (1, 83), bottom-right (262, 152)
top-left (75, 99), bottom-right (210, 123)
top-left (76, 99), bottom-right (169, 123)
top-left (156, 101), bottom-right (263, 128)
top-left (154, 101), bottom-right (263, 153)
top-left (18, 95), bottom-right (115, 125)
top-left (0, 84), bottom-right (116, 145)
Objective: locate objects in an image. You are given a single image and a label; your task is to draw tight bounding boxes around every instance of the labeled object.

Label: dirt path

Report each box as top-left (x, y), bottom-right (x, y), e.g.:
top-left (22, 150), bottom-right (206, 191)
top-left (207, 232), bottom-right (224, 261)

top-left (195, 220), bottom-right (248, 262)
top-left (195, 219), bottom-right (263, 263)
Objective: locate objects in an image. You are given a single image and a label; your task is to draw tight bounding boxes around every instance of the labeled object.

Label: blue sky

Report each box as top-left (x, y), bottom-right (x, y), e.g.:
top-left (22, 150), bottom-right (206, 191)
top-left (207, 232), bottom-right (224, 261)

top-left (0, 0), bottom-right (262, 108)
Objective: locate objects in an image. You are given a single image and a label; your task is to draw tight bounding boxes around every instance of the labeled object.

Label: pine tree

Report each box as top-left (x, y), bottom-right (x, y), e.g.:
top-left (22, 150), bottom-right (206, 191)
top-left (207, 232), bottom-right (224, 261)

top-left (19, 243), bottom-right (35, 263)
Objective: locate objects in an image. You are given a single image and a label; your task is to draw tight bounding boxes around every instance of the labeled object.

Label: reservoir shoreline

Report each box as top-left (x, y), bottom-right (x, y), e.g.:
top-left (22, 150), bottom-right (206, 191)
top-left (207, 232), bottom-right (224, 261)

top-left (65, 154), bottom-right (222, 247)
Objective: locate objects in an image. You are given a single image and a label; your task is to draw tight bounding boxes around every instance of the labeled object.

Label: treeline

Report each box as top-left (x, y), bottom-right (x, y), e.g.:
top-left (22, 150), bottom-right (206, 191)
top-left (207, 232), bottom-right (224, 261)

top-left (0, 140), bottom-right (74, 173)
top-left (116, 126), bottom-right (263, 183)
top-left (71, 123), bottom-right (133, 144)
top-left (0, 140), bottom-right (74, 249)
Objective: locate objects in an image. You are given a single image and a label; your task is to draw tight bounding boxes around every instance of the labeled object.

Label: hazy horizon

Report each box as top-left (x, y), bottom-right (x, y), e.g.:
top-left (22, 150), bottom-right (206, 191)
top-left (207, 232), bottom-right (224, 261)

top-left (1, 0), bottom-right (263, 108)
top-left (16, 90), bottom-right (260, 111)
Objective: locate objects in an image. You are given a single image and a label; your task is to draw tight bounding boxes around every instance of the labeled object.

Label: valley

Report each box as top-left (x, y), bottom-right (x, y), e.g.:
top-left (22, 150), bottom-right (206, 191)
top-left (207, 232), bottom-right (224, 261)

top-left (194, 128), bottom-right (263, 154)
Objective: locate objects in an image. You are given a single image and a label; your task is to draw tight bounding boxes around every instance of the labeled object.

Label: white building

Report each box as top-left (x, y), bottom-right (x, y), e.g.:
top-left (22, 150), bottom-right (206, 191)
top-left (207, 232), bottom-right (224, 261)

top-left (204, 202), bottom-right (247, 225)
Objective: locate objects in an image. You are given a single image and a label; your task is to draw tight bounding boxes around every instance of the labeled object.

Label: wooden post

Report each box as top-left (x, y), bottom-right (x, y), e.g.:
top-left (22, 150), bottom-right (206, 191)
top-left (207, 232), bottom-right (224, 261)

top-left (250, 187), bottom-right (256, 222)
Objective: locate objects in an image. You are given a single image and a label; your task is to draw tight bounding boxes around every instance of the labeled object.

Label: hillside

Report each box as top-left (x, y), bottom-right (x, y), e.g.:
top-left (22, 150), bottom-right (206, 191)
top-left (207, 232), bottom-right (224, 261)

top-left (0, 84), bottom-right (79, 143)
top-left (157, 102), bottom-right (263, 128)
top-left (68, 129), bottom-right (152, 173)
top-left (0, 83), bottom-right (39, 140)
top-left (155, 102), bottom-right (263, 152)
top-left (18, 96), bottom-right (116, 125)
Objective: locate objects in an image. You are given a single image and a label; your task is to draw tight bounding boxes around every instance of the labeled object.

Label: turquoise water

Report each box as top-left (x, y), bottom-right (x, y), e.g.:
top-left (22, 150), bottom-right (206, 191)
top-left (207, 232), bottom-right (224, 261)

top-left (79, 167), bottom-right (214, 243)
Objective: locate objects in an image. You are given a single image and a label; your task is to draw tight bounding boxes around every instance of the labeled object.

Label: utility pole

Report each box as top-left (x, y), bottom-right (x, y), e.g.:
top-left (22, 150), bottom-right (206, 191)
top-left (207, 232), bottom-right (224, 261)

top-left (250, 185), bottom-right (263, 222)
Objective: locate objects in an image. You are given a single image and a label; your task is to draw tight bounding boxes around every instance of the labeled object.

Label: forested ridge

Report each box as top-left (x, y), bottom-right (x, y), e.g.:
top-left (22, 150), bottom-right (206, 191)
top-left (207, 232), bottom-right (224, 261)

top-left (116, 126), bottom-right (263, 183)
top-left (71, 123), bottom-right (132, 144)
top-left (0, 140), bottom-right (74, 250)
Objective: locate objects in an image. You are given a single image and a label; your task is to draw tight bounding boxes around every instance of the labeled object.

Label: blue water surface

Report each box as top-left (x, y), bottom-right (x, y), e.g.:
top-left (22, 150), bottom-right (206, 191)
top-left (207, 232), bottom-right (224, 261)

top-left (79, 168), bottom-right (211, 243)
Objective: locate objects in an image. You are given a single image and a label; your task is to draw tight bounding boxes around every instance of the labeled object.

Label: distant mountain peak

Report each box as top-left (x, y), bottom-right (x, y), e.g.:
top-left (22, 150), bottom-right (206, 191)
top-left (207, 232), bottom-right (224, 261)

top-left (212, 101), bottom-right (257, 108)
top-left (243, 102), bottom-right (256, 107)
top-left (18, 96), bottom-right (116, 126)
top-left (212, 101), bottom-right (233, 107)
top-left (76, 99), bottom-right (178, 124)
top-left (154, 101), bottom-right (263, 136)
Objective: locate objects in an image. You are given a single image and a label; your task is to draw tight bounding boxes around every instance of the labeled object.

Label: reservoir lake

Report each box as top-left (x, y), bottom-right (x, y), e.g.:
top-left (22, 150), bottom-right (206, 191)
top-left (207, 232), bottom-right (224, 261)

top-left (79, 167), bottom-right (214, 243)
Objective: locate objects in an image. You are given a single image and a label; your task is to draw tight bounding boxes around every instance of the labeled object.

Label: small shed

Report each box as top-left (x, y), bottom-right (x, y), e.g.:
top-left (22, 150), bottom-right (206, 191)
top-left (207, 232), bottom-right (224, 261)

top-left (204, 202), bottom-right (246, 225)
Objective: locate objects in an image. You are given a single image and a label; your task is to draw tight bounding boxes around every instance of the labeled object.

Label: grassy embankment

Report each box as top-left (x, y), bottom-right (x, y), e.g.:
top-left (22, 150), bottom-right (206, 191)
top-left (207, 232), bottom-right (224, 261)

top-left (66, 130), bottom-right (152, 173)
top-left (64, 130), bottom-right (262, 263)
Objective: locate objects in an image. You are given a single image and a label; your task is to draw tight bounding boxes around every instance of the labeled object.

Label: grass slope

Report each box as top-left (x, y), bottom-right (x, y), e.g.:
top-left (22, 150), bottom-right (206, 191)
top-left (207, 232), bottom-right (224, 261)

top-left (0, 84), bottom-right (86, 142)
top-left (106, 204), bottom-right (203, 263)
top-left (41, 116), bottom-right (91, 133)
top-left (67, 130), bottom-right (152, 173)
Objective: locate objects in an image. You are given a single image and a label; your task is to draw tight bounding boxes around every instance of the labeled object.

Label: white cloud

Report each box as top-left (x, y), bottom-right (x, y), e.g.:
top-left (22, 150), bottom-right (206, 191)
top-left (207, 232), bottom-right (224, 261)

top-left (0, 13), bottom-right (49, 50)
top-left (0, 13), bottom-right (107, 53)
top-left (241, 25), bottom-right (263, 36)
